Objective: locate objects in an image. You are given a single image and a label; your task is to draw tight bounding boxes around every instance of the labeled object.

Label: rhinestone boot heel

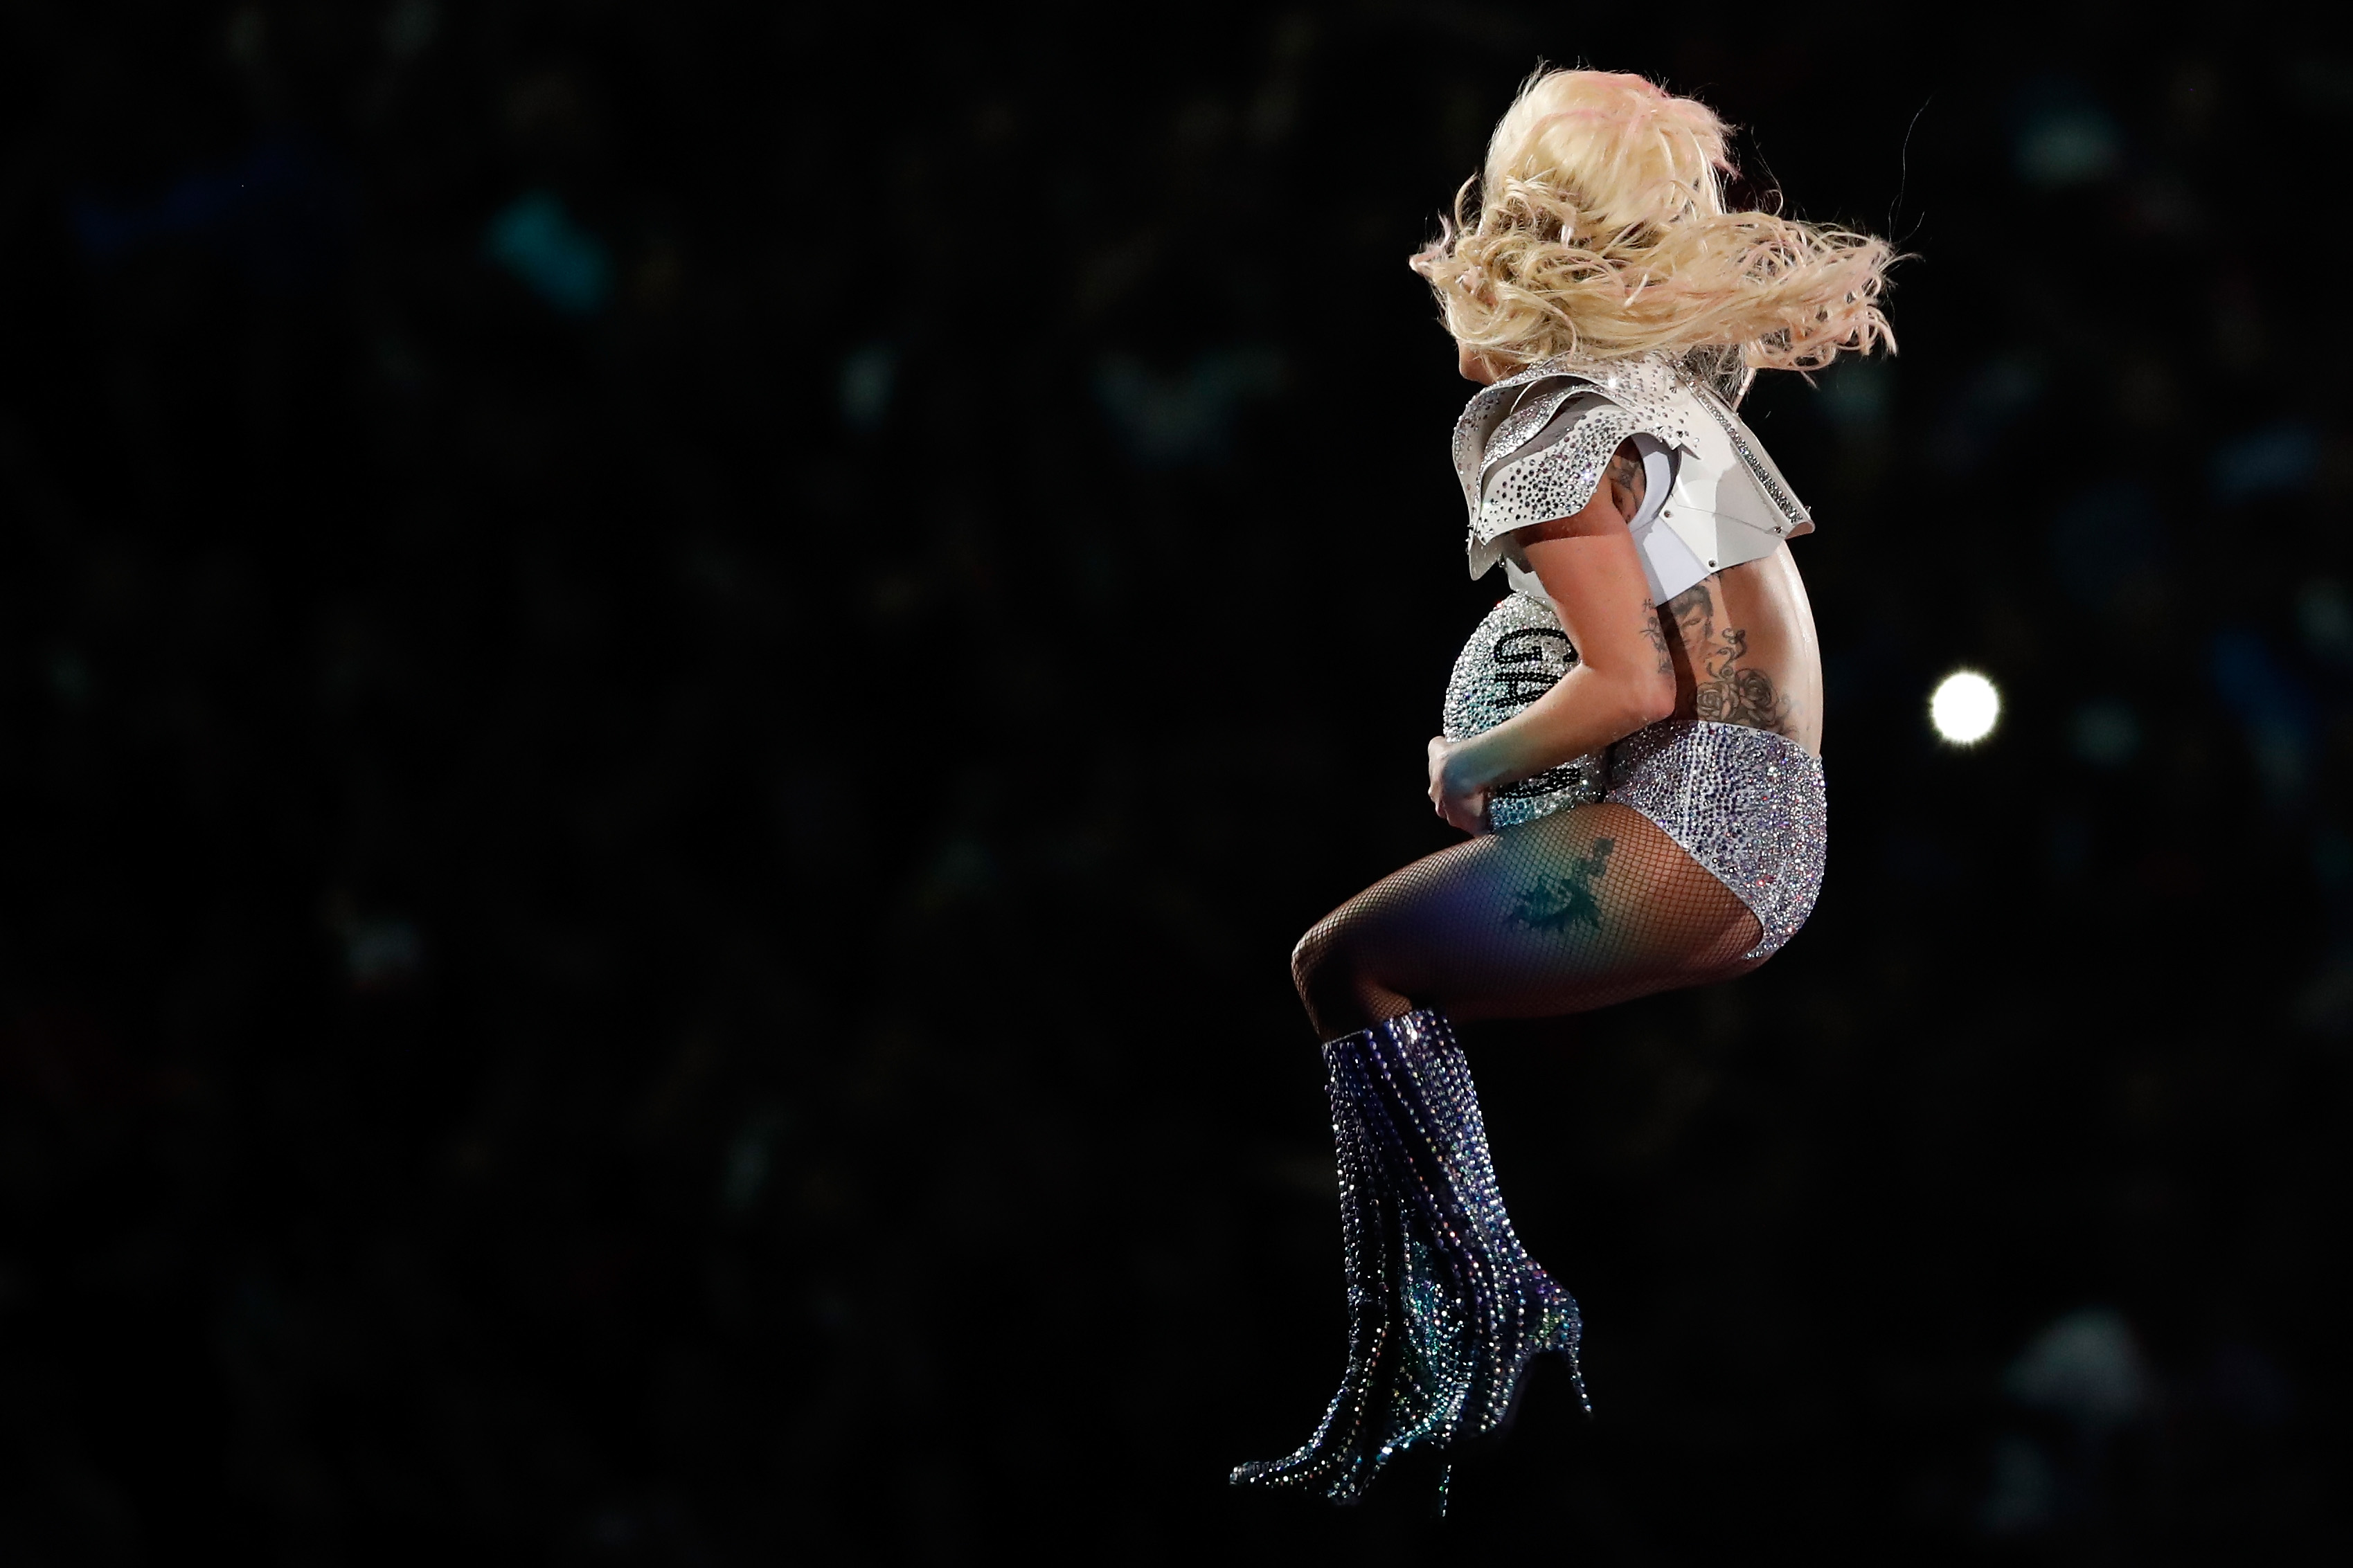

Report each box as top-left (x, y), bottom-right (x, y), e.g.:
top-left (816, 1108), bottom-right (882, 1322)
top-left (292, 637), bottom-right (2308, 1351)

top-left (1386, 1010), bottom-right (1589, 1437)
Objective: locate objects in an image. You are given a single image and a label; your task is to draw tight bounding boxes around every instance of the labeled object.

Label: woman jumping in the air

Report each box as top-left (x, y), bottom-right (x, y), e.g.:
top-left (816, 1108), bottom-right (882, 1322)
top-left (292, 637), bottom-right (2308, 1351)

top-left (1231, 68), bottom-right (1896, 1505)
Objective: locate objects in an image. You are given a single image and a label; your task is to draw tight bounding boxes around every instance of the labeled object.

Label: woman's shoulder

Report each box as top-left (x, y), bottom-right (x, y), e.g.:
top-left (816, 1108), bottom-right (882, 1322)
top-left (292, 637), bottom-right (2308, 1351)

top-left (1453, 354), bottom-right (1699, 566)
top-left (1451, 352), bottom-right (1695, 486)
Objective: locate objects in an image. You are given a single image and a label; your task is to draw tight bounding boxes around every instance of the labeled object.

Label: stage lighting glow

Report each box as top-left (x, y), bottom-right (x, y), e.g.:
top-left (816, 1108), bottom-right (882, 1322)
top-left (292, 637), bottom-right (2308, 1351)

top-left (1931, 670), bottom-right (2001, 744)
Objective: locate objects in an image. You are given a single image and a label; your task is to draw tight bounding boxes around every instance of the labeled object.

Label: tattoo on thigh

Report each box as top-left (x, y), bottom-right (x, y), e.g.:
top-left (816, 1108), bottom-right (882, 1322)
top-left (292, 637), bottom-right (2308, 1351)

top-left (1507, 838), bottom-right (1616, 933)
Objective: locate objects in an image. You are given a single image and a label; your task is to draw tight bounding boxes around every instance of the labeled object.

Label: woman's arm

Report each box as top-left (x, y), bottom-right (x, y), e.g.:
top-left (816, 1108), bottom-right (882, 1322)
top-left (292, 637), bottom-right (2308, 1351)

top-left (1428, 445), bottom-right (1676, 833)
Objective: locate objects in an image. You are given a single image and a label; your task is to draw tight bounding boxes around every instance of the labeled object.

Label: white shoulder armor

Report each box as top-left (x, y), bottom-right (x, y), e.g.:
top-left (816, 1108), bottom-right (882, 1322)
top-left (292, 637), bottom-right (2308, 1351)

top-left (1451, 353), bottom-right (1811, 603)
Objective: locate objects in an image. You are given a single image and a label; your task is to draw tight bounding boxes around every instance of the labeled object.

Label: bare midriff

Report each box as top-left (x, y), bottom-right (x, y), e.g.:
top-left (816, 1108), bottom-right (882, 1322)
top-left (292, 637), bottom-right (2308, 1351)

top-left (1654, 545), bottom-right (1823, 757)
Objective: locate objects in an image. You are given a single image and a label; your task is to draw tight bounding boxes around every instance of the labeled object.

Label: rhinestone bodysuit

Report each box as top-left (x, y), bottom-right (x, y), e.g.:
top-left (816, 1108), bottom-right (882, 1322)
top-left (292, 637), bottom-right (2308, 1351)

top-left (1444, 354), bottom-right (1829, 946)
top-left (1607, 721), bottom-right (1828, 959)
top-left (1235, 359), bottom-right (1830, 1511)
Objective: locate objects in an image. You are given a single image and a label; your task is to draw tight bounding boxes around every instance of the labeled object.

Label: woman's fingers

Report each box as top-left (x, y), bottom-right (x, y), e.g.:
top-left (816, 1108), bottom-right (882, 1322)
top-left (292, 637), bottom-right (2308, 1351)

top-left (1426, 735), bottom-right (1491, 833)
top-left (1433, 789), bottom-right (1485, 836)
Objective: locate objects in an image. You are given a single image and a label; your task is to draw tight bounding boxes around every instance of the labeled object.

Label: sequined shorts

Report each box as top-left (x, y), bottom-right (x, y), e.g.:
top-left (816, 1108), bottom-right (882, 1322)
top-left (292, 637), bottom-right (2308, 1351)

top-left (1600, 720), bottom-right (1827, 961)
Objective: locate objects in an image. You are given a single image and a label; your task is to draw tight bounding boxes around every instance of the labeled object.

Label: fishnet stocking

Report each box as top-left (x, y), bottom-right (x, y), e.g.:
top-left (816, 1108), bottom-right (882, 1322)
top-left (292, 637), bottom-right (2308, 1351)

top-left (1292, 802), bottom-right (1761, 1038)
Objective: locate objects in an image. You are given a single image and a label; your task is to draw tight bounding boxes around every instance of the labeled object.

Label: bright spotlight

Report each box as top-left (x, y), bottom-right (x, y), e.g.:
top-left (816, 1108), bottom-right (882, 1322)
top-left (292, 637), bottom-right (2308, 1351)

top-left (1931, 670), bottom-right (2001, 744)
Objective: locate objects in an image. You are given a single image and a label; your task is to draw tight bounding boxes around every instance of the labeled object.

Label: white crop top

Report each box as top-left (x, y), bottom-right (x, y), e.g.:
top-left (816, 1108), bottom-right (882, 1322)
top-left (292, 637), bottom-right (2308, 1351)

top-left (1450, 352), bottom-right (1812, 606)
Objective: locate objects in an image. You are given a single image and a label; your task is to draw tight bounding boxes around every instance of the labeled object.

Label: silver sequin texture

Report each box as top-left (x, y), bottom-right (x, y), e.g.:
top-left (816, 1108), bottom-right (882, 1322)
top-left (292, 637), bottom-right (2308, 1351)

top-left (1476, 382), bottom-right (1588, 483)
top-left (1231, 1009), bottom-right (1583, 1508)
top-left (1450, 351), bottom-right (1692, 503)
top-left (1478, 402), bottom-right (1641, 542)
top-left (1441, 593), bottom-right (1607, 829)
top-left (1451, 352), bottom-right (1696, 576)
top-left (1604, 720), bottom-right (1828, 959)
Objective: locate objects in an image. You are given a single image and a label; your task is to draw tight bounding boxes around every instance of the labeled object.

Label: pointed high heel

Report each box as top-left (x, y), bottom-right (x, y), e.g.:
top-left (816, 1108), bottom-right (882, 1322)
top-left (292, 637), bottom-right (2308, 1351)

top-left (1386, 1010), bottom-right (1589, 1438)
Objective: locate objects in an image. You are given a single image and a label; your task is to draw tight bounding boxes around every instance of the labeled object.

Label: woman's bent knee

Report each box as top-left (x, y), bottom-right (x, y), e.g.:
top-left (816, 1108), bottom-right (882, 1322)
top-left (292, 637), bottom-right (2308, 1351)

top-left (1292, 913), bottom-right (1399, 1038)
top-left (1291, 917), bottom-right (1345, 1007)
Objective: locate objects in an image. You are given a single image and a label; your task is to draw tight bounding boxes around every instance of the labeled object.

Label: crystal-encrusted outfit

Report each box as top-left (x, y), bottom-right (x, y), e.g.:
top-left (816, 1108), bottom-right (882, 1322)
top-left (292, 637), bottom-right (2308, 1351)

top-left (1605, 720), bottom-right (1825, 959)
top-left (1443, 350), bottom-right (1829, 955)
top-left (1234, 352), bottom-right (1828, 1509)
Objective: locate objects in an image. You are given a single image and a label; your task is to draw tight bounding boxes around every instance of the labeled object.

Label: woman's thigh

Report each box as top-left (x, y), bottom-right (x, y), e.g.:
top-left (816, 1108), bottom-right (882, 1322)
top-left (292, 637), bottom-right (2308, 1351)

top-left (1299, 802), bottom-right (1763, 1028)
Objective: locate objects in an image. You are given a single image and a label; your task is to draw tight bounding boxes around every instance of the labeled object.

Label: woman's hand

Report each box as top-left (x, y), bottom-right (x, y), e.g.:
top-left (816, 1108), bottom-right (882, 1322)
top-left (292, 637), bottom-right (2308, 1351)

top-left (1427, 736), bottom-right (1490, 836)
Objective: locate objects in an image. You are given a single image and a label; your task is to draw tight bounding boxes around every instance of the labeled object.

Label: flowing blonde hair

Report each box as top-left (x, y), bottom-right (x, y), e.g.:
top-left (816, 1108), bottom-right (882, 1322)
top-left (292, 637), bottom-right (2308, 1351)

top-left (1411, 69), bottom-right (1896, 377)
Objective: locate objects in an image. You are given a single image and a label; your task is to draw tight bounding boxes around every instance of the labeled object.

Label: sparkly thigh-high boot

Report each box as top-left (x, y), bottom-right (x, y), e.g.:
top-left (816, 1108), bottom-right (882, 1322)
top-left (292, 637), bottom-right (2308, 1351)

top-left (1372, 1009), bottom-right (1587, 1440)
top-left (1233, 1010), bottom-right (1583, 1503)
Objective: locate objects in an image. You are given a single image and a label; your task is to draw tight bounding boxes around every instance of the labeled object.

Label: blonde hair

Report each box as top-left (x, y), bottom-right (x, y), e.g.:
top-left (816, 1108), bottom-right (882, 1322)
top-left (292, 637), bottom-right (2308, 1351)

top-left (1411, 69), bottom-right (1896, 377)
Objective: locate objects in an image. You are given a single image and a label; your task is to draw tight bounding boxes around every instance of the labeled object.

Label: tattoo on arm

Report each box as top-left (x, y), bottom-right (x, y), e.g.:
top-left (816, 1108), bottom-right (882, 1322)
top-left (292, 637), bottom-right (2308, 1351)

top-left (1514, 442), bottom-right (1647, 543)
top-left (1604, 442), bottom-right (1646, 516)
top-left (1638, 599), bottom-right (1672, 676)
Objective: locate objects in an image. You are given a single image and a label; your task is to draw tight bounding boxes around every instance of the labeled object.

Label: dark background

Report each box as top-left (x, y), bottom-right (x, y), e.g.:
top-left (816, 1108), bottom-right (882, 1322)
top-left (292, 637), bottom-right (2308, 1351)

top-left (2, 2), bottom-right (2347, 1562)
